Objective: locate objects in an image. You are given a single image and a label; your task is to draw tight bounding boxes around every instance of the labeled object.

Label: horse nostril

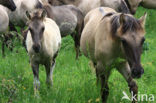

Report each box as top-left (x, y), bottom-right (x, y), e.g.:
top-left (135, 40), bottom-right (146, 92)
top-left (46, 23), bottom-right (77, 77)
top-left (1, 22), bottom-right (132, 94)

top-left (132, 67), bottom-right (144, 78)
top-left (33, 45), bottom-right (40, 53)
top-left (132, 69), bottom-right (137, 76)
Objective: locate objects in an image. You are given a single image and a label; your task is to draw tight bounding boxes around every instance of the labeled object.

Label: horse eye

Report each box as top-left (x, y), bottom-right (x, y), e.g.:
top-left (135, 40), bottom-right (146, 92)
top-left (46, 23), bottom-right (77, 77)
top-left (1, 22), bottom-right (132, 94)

top-left (141, 37), bottom-right (145, 45)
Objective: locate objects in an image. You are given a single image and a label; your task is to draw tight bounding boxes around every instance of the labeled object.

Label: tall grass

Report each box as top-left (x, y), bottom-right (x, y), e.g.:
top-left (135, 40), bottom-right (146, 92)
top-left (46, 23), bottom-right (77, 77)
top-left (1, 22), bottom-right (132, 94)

top-left (0, 7), bottom-right (156, 103)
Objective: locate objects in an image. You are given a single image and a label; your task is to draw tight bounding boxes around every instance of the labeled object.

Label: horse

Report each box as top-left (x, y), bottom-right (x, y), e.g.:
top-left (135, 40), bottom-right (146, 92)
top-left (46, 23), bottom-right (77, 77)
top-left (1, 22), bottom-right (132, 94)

top-left (7, 0), bottom-right (43, 31)
top-left (141, 0), bottom-right (156, 9)
top-left (0, 5), bottom-right (10, 57)
top-left (25, 9), bottom-right (61, 92)
top-left (80, 7), bottom-right (147, 103)
top-left (0, 0), bottom-right (16, 57)
top-left (48, 0), bottom-right (130, 15)
top-left (124, 0), bottom-right (156, 15)
top-left (0, 0), bottom-right (16, 11)
top-left (124, 0), bottom-right (142, 14)
top-left (42, 4), bottom-right (84, 59)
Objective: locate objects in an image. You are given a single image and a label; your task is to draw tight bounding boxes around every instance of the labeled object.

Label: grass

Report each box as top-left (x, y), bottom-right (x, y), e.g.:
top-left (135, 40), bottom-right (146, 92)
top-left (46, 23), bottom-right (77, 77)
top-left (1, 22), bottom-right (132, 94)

top-left (0, 7), bottom-right (156, 103)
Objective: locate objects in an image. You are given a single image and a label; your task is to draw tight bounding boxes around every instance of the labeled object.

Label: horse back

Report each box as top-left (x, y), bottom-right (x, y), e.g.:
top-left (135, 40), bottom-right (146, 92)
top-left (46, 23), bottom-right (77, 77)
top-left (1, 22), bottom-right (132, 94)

top-left (80, 7), bottom-right (116, 61)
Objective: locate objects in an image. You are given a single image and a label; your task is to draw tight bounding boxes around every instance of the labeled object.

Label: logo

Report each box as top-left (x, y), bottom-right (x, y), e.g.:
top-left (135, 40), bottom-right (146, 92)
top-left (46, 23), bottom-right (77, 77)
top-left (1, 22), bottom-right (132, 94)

top-left (122, 91), bottom-right (155, 102)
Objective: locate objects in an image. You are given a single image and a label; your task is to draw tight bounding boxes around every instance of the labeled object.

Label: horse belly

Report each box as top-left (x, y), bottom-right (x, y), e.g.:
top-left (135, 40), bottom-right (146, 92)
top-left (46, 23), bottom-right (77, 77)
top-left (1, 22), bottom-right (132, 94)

top-left (55, 14), bottom-right (77, 37)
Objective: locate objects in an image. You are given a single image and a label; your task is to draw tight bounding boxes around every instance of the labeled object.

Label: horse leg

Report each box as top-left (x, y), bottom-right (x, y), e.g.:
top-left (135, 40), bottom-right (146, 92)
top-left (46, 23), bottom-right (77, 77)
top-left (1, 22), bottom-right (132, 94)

top-left (101, 76), bottom-right (109, 103)
top-left (45, 61), bottom-right (55, 87)
top-left (45, 51), bottom-right (58, 87)
top-left (72, 16), bottom-right (84, 59)
top-left (71, 30), bottom-right (80, 59)
top-left (96, 62), bottom-right (111, 103)
top-left (117, 62), bottom-right (138, 103)
top-left (31, 63), bottom-right (40, 92)
top-left (1, 33), bottom-right (6, 57)
top-left (2, 39), bottom-right (5, 57)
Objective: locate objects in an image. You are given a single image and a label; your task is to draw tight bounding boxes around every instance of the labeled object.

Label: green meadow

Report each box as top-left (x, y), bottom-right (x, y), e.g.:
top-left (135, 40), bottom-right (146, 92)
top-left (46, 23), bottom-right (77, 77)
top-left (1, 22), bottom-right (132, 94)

top-left (0, 7), bottom-right (156, 103)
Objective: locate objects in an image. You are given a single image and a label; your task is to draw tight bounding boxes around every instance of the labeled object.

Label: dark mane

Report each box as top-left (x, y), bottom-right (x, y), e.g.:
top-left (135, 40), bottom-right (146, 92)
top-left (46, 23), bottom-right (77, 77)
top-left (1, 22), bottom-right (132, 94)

top-left (111, 14), bottom-right (143, 36)
top-left (118, 0), bottom-right (130, 14)
top-left (101, 12), bottom-right (115, 20)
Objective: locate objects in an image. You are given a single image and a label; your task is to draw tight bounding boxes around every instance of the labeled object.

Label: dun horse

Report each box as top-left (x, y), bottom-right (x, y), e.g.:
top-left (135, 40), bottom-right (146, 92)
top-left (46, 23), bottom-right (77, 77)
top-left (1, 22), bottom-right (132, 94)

top-left (25, 9), bottom-right (61, 92)
top-left (48, 0), bottom-right (130, 15)
top-left (124, 0), bottom-right (156, 14)
top-left (8, 0), bottom-right (43, 31)
top-left (43, 4), bottom-right (84, 59)
top-left (125, 0), bottom-right (142, 14)
top-left (80, 7), bottom-right (147, 103)
top-left (141, 0), bottom-right (156, 9)
top-left (0, 0), bottom-right (16, 57)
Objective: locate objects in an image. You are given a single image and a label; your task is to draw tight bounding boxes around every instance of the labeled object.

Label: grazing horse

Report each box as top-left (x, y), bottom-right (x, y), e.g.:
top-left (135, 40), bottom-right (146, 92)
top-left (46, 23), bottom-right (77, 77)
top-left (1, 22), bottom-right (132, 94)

top-left (43, 4), bottom-right (84, 59)
top-left (0, 0), bottom-right (16, 57)
top-left (26, 9), bottom-right (61, 91)
top-left (141, 0), bottom-right (156, 9)
top-left (48, 0), bottom-right (130, 15)
top-left (0, 5), bottom-right (10, 57)
top-left (80, 7), bottom-right (147, 103)
top-left (0, 0), bottom-right (16, 11)
top-left (8, 0), bottom-right (43, 31)
top-left (124, 0), bottom-right (142, 14)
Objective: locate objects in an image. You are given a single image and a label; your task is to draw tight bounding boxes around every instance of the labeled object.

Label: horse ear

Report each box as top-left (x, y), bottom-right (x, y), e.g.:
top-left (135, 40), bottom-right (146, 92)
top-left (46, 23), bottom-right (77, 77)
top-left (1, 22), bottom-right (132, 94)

top-left (119, 13), bottom-right (126, 25)
top-left (26, 11), bottom-right (31, 20)
top-left (41, 9), bottom-right (47, 19)
top-left (139, 12), bottom-right (147, 27)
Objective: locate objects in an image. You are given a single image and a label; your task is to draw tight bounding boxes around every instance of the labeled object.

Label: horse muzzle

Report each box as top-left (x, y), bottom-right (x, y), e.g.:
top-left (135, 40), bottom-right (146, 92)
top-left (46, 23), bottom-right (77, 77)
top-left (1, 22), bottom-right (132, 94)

top-left (131, 66), bottom-right (144, 78)
top-left (33, 44), bottom-right (41, 53)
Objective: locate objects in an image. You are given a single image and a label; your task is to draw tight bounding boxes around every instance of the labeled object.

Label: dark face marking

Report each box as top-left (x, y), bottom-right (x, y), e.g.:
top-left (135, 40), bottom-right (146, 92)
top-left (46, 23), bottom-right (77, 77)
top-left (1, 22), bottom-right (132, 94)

top-left (0, 0), bottom-right (16, 11)
top-left (111, 14), bottom-right (145, 78)
top-left (121, 35), bottom-right (145, 78)
top-left (29, 19), bottom-right (45, 53)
